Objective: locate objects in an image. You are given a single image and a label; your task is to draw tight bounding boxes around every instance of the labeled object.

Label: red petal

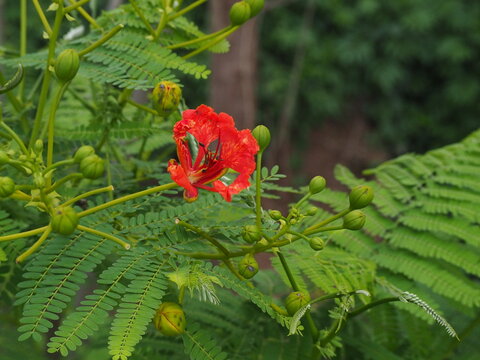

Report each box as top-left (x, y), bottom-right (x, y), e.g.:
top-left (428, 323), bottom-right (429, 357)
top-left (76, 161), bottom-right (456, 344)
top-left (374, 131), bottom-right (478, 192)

top-left (167, 159), bottom-right (198, 201)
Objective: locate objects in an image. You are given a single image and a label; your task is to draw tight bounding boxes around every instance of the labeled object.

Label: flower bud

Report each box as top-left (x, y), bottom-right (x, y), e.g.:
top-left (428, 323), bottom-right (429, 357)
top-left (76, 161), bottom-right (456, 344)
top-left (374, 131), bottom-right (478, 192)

top-left (305, 206), bottom-right (318, 216)
top-left (285, 291), bottom-right (311, 316)
top-left (269, 210), bottom-right (283, 220)
top-left (343, 210), bottom-right (366, 230)
top-left (34, 140), bottom-right (44, 155)
top-left (246, 0), bottom-right (264, 17)
top-left (152, 81), bottom-right (182, 116)
top-left (80, 154), bottom-right (105, 179)
top-left (252, 125), bottom-right (270, 152)
top-left (33, 173), bottom-right (46, 188)
top-left (348, 185), bottom-right (374, 209)
top-left (154, 302), bottom-right (186, 336)
top-left (238, 253), bottom-right (259, 279)
top-left (74, 145), bottom-right (95, 163)
top-left (55, 49), bottom-right (80, 83)
top-left (229, 1), bottom-right (251, 26)
top-left (50, 206), bottom-right (79, 235)
top-left (0, 151), bottom-right (10, 165)
top-left (309, 237), bottom-right (324, 251)
top-left (0, 177), bottom-right (15, 197)
top-left (309, 176), bottom-right (326, 194)
top-left (242, 225), bottom-right (262, 244)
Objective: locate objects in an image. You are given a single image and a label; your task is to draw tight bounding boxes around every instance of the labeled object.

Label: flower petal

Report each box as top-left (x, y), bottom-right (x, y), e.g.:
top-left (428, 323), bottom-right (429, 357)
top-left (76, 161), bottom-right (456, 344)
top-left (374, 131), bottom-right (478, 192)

top-left (167, 159), bottom-right (198, 201)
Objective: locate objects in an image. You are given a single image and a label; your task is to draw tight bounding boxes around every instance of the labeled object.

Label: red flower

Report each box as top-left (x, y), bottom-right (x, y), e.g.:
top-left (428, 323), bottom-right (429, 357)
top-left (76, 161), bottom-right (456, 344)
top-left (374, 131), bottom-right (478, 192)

top-left (167, 105), bottom-right (259, 202)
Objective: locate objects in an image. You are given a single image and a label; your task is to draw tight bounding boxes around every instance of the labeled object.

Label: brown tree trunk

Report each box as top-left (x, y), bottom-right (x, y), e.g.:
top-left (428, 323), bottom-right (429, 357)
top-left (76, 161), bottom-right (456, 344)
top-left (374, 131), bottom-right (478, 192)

top-left (209, 0), bottom-right (259, 130)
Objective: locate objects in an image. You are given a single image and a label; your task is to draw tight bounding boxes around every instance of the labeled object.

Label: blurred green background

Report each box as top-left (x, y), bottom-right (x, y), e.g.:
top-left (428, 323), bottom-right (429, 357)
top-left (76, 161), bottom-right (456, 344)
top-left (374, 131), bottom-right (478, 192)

top-left (1, 0), bottom-right (479, 178)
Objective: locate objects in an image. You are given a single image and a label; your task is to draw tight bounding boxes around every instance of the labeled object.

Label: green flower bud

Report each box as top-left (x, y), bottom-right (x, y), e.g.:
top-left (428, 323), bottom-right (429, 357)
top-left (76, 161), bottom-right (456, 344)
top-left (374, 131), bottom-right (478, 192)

top-left (309, 176), bottom-right (326, 194)
top-left (50, 206), bottom-right (79, 235)
top-left (285, 291), bottom-right (311, 316)
top-left (0, 177), bottom-right (15, 197)
top-left (33, 173), bottom-right (46, 188)
top-left (252, 125), bottom-right (271, 152)
top-left (238, 253), bottom-right (259, 279)
top-left (246, 0), bottom-right (264, 17)
top-left (349, 185), bottom-right (374, 209)
top-left (343, 210), bottom-right (366, 230)
top-left (55, 49), bottom-right (80, 83)
top-left (154, 302), bottom-right (186, 336)
top-left (229, 1), bottom-right (251, 26)
top-left (80, 154), bottom-right (105, 179)
top-left (74, 145), bottom-right (95, 163)
top-left (0, 151), bottom-right (10, 165)
top-left (257, 238), bottom-right (269, 247)
top-left (305, 206), bottom-right (318, 216)
top-left (242, 225), bottom-right (262, 244)
top-left (152, 81), bottom-right (182, 116)
top-left (269, 210), bottom-right (283, 220)
top-left (34, 140), bottom-right (44, 155)
top-left (309, 237), bottom-right (324, 251)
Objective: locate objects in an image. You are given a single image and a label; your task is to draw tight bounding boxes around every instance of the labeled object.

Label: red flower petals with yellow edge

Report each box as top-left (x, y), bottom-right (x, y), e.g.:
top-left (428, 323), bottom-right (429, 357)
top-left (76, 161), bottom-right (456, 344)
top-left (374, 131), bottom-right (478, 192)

top-left (167, 105), bottom-right (259, 202)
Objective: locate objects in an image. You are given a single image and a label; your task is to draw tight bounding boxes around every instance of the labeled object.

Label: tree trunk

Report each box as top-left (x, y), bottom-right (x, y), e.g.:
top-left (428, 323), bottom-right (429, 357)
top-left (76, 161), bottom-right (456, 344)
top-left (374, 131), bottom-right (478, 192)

top-left (209, 0), bottom-right (259, 130)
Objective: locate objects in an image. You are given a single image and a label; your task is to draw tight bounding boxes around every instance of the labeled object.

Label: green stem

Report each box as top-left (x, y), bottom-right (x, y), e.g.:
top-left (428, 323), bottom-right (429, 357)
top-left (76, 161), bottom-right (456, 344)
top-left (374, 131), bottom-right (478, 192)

top-left (127, 98), bottom-right (159, 115)
top-left (32, 0), bottom-right (52, 35)
top-left (78, 24), bottom-right (124, 58)
top-left (65, 0), bottom-right (101, 29)
top-left (176, 219), bottom-right (230, 256)
top-left (63, 185), bottom-right (114, 207)
top-left (303, 209), bottom-right (350, 236)
top-left (255, 151), bottom-right (263, 230)
top-left (182, 26), bottom-right (239, 60)
top-left (43, 158), bottom-right (76, 174)
top-left (19, 0), bottom-right (27, 100)
top-left (153, 5), bottom-right (169, 40)
top-left (0, 226), bottom-right (48, 243)
top-left (167, 26), bottom-right (231, 50)
top-left (168, 0), bottom-right (207, 22)
top-left (78, 182), bottom-right (178, 217)
top-left (128, 0), bottom-right (156, 37)
top-left (29, 0), bottom-right (64, 149)
top-left (0, 70), bottom-right (24, 112)
top-left (77, 225), bottom-right (130, 249)
top-left (0, 119), bottom-right (29, 155)
top-left (64, 0), bottom-right (91, 13)
top-left (45, 173), bottom-right (84, 193)
top-left (46, 82), bottom-right (69, 185)
top-left (16, 226), bottom-right (52, 263)
top-left (178, 285), bottom-right (186, 304)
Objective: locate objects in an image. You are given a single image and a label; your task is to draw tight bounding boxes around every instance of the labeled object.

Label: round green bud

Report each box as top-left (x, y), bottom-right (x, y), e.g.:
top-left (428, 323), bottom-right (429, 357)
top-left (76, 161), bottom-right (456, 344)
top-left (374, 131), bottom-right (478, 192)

top-left (74, 145), bottom-right (95, 163)
top-left (0, 151), bottom-right (10, 165)
top-left (229, 1), bottom-right (251, 26)
top-left (80, 154), bottom-right (105, 179)
top-left (246, 0), bottom-right (264, 17)
top-left (257, 238), bottom-right (269, 247)
top-left (242, 225), bottom-right (262, 244)
top-left (152, 81), bottom-right (182, 116)
top-left (269, 210), bottom-right (283, 220)
top-left (154, 302), bottom-right (186, 336)
top-left (349, 185), bottom-right (374, 209)
top-left (50, 206), bottom-right (79, 235)
top-left (0, 177), bottom-right (15, 197)
top-left (309, 176), bottom-right (326, 194)
top-left (343, 210), bottom-right (366, 230)
top-left (55, 49), bottom-right (80, 83)
top-left (309, 237), bottom-right (325, 251)
top-left (238, 253), bottom-right (259, 279)
top-left (305, 206), bottom-right (318, 216)
top-left (285, 291), bottom-right (311, 316)
top-left (252, 125), bottom-right (271, 152)
top-left (34, 140), bottom-right (44, 154)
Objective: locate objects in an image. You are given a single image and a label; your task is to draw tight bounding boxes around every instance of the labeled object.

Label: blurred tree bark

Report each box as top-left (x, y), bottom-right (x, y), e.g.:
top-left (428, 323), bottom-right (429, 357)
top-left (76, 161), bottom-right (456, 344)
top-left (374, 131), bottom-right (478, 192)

top-left (209, 0), bottom-right (259, 130)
